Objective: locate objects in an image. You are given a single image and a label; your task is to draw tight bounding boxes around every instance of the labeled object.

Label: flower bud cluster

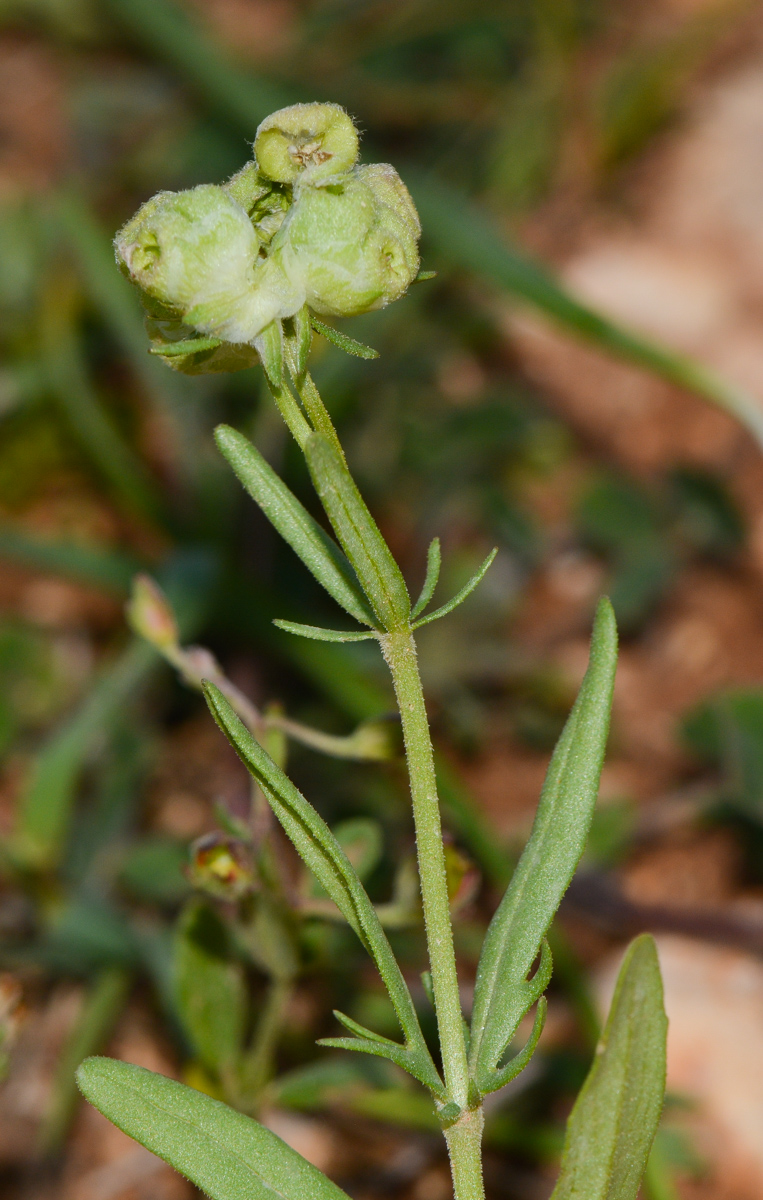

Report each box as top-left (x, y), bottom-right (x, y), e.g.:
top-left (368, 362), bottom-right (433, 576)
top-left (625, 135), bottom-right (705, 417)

top-left (114, 103), bottom-right (421, 376)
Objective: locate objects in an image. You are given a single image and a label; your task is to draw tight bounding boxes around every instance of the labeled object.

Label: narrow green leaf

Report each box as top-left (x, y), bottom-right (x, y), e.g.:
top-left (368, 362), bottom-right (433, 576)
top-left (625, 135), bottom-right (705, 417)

top-left (482, 997), bottom-right (547, 1097)
top-left (310, 317), bottom-right (379, 360)
top-left (333, 1010), bottom-right (398, 1044)
top-left (76, 1057), bottom-right (351, 1200)
top-left (304, 434), bottom-right (410, 630)
top-left (411, 537), bottom-right (441, 619)
top-left (203, 683), bottom-right (443, 1098)
top-left (215, 425), bottom-right (376, 627)
top-left (469, 597), bottom-right (618, 1086)
top-left (253, 320), bottom-right (284, 389)
top-left (414, 270), bottom-right (438, 282)
top-left (317, 1036), bottom-right (435, 1086)
top-left (273, 620), bottom-right (376, 643)
top-left (150, 335), bottom-right (222, 357)
top-left (412, 548), bottom-right (496, 628)
top-left (319, 1013), bottom-right (441, 1087)
top-left (284, 306), bottom-right (312, 382)
top-left (173, 902), bottom-right (246, 1077)
top-left (550, 935), bottom-right (667, 1200)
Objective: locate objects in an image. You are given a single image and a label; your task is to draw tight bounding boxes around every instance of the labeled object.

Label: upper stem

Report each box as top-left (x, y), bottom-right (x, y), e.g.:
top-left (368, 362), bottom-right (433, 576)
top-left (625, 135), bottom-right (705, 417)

top-left (382, 628), bottom-right (470, 1109)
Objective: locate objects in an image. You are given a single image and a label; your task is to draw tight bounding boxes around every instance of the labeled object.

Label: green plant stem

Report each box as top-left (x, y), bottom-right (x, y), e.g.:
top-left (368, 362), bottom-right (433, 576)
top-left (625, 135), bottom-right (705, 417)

top-left (284, 373), bottom-right (484, 1200)
top-left (381, 632), bottom-right (470, 1107)
top-left (295, 374), bottom-right (346, 462)
top-left (375, 641), bottom-right (485, 1200)
top-left (444, 1107), bottom-right (486, 1200)
top-left (241, 977), bottom-right (292, 1107)
top-left (267, 380), bottom-right (312, 449)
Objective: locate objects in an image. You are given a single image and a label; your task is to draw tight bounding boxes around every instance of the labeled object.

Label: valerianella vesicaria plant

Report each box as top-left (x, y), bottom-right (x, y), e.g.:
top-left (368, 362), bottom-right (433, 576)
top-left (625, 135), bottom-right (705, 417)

top-left (78, 102), bottom-right (667, 1200)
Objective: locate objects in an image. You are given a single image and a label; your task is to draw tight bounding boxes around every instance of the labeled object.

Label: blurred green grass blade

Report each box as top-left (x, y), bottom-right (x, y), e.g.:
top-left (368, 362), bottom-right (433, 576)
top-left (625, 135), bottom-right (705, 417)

top-left (203, 682), bottom-right (443, 1097)
top-left (77, 1058), bottom-right (352, 1200)
top-left (10, 550), bottom-right (218, 870)
top-left (0, 525), bottom-right (139, 593)
top-left (38, 968), bottom-right (130, 1155)
top-left (469, 598), bottom-right (618, 1087)
top-left (11, 639), bottom-right (156, 870)
top-left (103, 0), bottom-right (294, 127)
top-left (434, 758), bottom-right (513, 889)
top-left (40, 279), bottom-right (168, 528)
top-left (550, 935), bottom-right (667, 1200)
top-left (174, 902), bottom-right (247, 1080)
top-left (55, 191), bottom-right (214, 496)
top-left (407, 171), bottom-right (763, 449)
top-left (55, 192), bottom-right (155, 374)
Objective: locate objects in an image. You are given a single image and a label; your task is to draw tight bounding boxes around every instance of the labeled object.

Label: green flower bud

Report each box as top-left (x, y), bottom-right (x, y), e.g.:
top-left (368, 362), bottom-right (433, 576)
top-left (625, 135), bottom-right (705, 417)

top-left (254, 102), bottom-right (359, 186)
top-left (115, 184), bottom-right (304, 346)
top-left (275, 166), bottom-right (420, 316)
top-left (224, 162), bottom-right (291, 245)
top-left (188, 832), bottom-right (255, 900)
top-left (358, 163), bottom-right (421, 279)
top-left (115, 105), bottom-right (422, 376)
top-left (127, 574), bottom-right (179, 651)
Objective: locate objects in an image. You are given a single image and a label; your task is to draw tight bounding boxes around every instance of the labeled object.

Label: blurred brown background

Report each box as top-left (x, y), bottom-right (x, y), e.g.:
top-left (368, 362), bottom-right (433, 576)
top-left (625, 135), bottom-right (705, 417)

top-left (3, 1), bottom-right (763, 1198)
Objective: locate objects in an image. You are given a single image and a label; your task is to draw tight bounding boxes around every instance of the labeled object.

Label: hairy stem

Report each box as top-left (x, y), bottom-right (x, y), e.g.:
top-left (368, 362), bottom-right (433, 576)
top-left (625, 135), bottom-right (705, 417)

top-left (295, 373), bottom-right (346, 462)
top-left (287, 372), bottom-right (484, 1200)
top-left (267, 380), bottom-right (311, 448)
top-left (382, 630), bottom-right (469, 1108)
top-left (444, 1107), bottom-right (485, 1200)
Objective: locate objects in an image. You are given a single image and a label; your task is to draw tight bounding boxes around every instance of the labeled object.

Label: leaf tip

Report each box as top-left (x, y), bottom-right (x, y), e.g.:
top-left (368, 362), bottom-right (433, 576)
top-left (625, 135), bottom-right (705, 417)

top-left (593, 594), bottom-right (618, 645)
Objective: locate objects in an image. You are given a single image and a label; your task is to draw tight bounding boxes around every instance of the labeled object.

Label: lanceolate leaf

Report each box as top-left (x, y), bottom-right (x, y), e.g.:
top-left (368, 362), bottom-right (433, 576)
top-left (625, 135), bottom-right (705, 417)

top-left (150, 335), bottom-right (222, 356)
top-left (469, 598), bottom-right (618, 1089)
top-left (304, 434), bottom-right (410, 631)
top-left (411, 537), bottom-right (441, 619)
top-left (77, 1057), bottom-right (351, 1200)
top-left (215, 425), bottom-right (376, 627)
top-left (203, 683), bottom-right (443, 1097)
top-left (550, 935), bottom-right (667, 1200)
top-left (412, 548), bottom-right (497, 628)
top-left (310, 316), bottom-right (379, 360)
top-left (272, 619), bottom-right (377, 643)
top-left (318, 1009), bottom-right (436, 1078)
top-left (485, 995), bottom-right (548, 1096)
